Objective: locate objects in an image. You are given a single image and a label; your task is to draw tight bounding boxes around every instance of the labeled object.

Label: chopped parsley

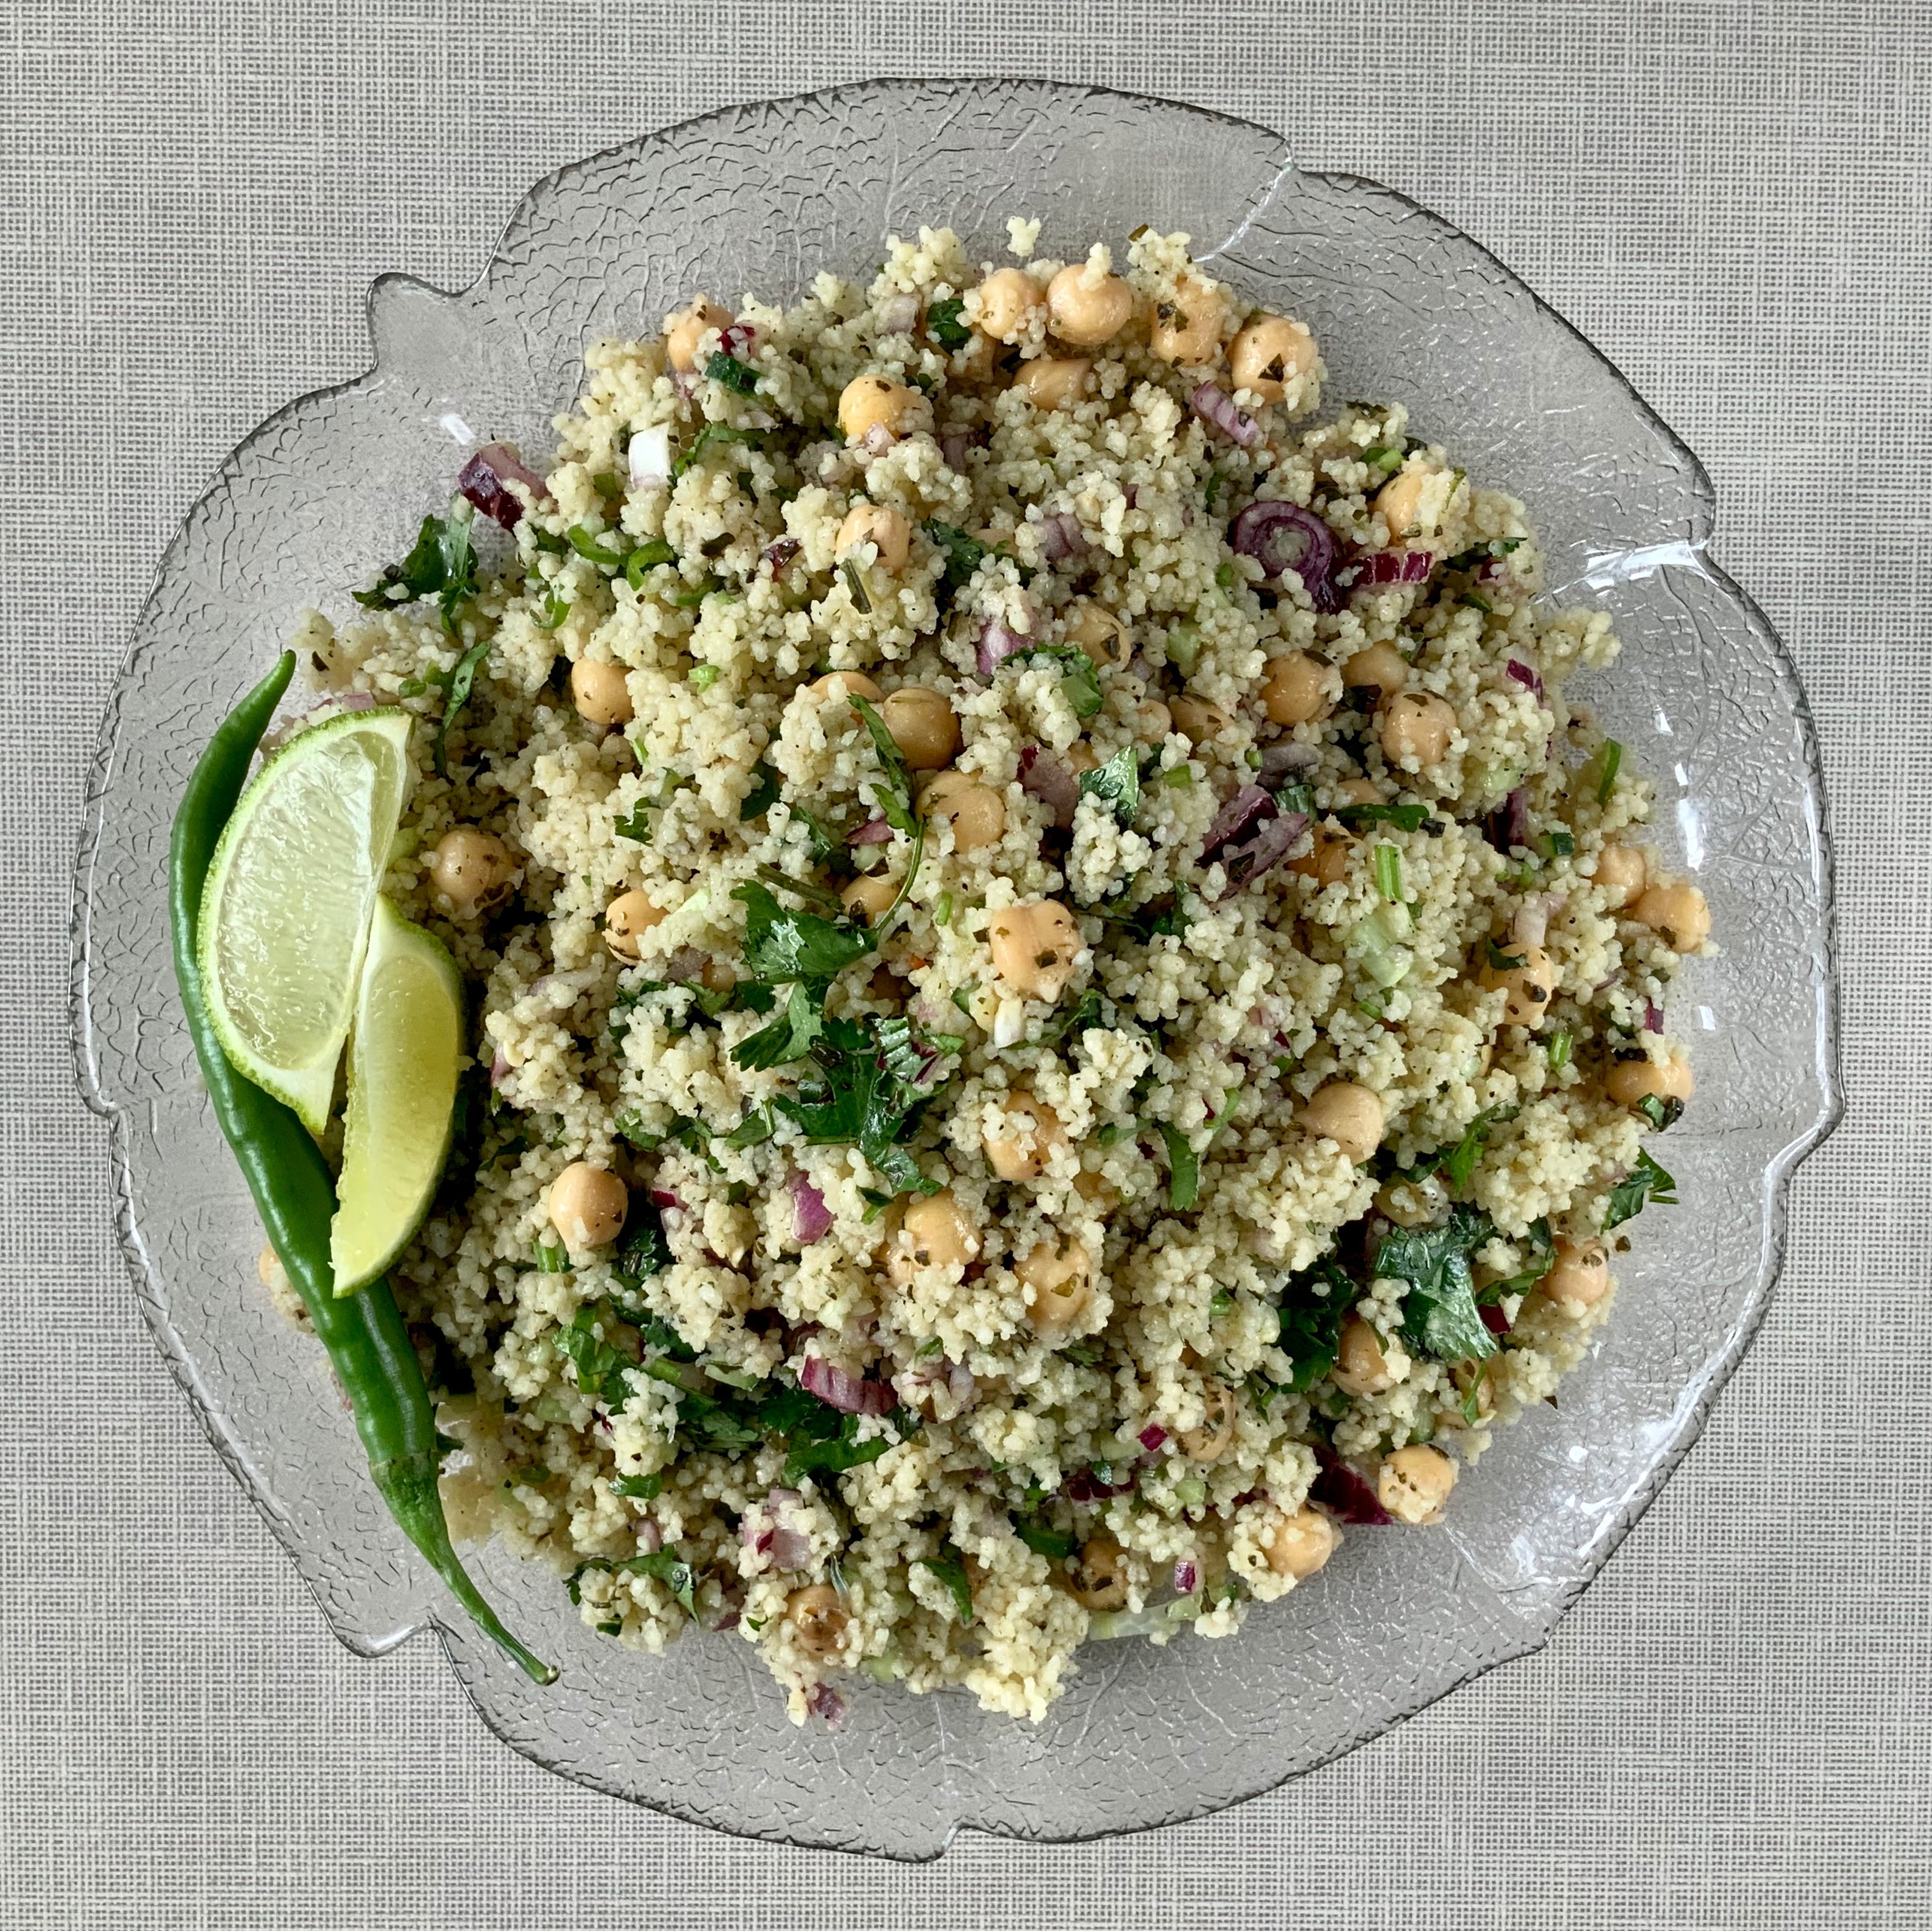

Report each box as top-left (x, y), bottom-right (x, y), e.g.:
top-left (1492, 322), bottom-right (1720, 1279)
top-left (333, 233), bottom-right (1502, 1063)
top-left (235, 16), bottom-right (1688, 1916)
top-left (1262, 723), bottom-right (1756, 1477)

top-left (847, 694), bottom-right (926, 922)
top-left (1637, 1093), bottom-right (1685, 1132)
top-left (610, 1472), bottom-right (663, 1500)
top-left (353, 507), bottom-right (477, 634)
top-left (1485, 937), bottom-right (1526, 972)
top-left (840, 558), bottom-right (872, 612)
top-left (739, 760), bottom-right (781, 820)
top-left (1277, 1255), bottom-right (1355, 1390)
top-left (1603, 1148), bottom-right (1677, 1230)
top-left (923, 519), bottom-right (989, 601)
top-left (1012, 644), bottom-right (1102, 720)
top-left (611, 1197), bottom-right (673, 1289)
top-left (704, 348), bottom-right (760, 394)
top-left (1478, 1218), bottom-right (1556, 1303)
top-left (734, 880), bottom-right (874, 986)
top-left (773, 1015), bottom-right (947, 1201)
top-left (926, 296), bottom-right (971, 348)
top-left (1077, 745), bottom-right (1140, 826)
top-left (914, 1550), bottom-right (976, 1624)
top-left (1376, 1205), bottom-right (1499, 1364)
top-left (567, 1548), bottom-right (695, 1614)
top-left (1158, 1123), bottom-right (1200, 1211)
top-left (1400, 1103), bottom-right (1519, 1192)
top-left (1013, 1517), bottom-right (1075, 1561)
top-left (1334, 800), bottom-right (1432, 832)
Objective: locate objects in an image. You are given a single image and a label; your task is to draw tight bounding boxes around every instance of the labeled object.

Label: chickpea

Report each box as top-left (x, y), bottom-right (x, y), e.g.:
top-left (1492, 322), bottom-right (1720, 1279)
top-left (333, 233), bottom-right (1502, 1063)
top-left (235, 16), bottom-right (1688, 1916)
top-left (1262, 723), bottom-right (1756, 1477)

top-left (837, 374), bottom-right (921, 446)
top-left (603, 889), bottom-right (667, 961)
top-left (785, 1583), bottom-right (848, 1659)
top-left (1046, 264), bottom-right (1135, 347)
top-left (988, 899), bottom-right (1083, 1001)
top-left (1632, 881), bottom-right (1711, 951)
top-left (1170, 695), bottom-right (1234, 744)
top-left (1542, 1237), bottom-right (1611, 1310)
top-left (1378, 1444), bottom-right (1457, 1526)
top-left (1259, 650), bottom-right (1333, 726)
top-left (1380, 691), bottom-right (1458, 768)
top-left (1135, 699), bottom-right (1174, 741)
top-left (921, 770), bottom-right (1005, 852)
top-left (1374, 465), bottom-right (1443, 540)
top-left (1064, 740), bottom-right (1099, 777)
top-left (1335, 777), bottom-right (1383, 806)
top-left (1180, 1380), bottom-right (1238, 1463)
top-left (1227, 313), bottom-right (1318, 403)
top-left (887, 1191), bottom-right (982, 1286)
top-left (548, 1163), bottom-right (628, 1248)
top-left (1150, 275), bottom-right (1227, 364)
top-left (808, 669), bottom-right (882, 704)
top-left (1377, 1170), bottom-right (1448, 1229)
top-left (1289, 827), bottom-right (1353, 887)
top-left (1064, 599), bottom-right (1130, 668)
top-left (1343, 642), bottom-right (1409, 697)
top-left (1332, 1317), bottom-right (1396, 1396)
top-left (840, 872), bottom-right (900, 926)
top-left (972, 266), bottom-right (1045, 344)
top-left (1014, 356), bottom-right (1091, 410)
top-left (569, 657), bottom-right (633, 728)
top-left (1605, 1051), bottom-right (1696, 1110)
top-left (879, 686), bottom-right (961, 771)
top-left (1298, 1081), bottom-right (1385, 1162)
top-left (1072, 1167), bottom-right (1117, 1209)
top-left (427, 827), bottom-right (516, 918)
top-left (1018, 1234), bottom-right (1093, 1333)
top-left (1263, 1505), bottom-right (1339, 1580)
top-left (1482, 942), bottom-right (1557, 1028)
top-left (1066, 1535), bottom-right (1130, 1611)
top-left (1593, 842), bottom-right (1649, 909)
top-left (834, 502), bottom-right (913, 570)
top-left (665, 297), bottom-right (731, 372)
top-left (983, 1090), bottom-right (1066, 1182)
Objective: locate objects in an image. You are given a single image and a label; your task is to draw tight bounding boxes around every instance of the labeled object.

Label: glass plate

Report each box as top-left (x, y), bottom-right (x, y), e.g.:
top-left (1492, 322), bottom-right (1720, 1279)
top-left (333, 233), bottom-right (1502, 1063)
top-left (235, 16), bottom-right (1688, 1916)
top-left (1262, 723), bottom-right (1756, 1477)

top-left (70, 79), bottom-right (1840, 1860)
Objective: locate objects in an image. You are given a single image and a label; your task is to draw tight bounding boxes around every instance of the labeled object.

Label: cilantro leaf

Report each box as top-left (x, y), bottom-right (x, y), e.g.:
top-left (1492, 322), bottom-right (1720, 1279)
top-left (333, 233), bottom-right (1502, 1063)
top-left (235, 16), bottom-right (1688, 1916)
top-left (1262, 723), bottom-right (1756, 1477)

top-left (1015, 644), bottom-right (1102, 719)
top-left (733, 980), bottom-right (826, 1070)
top-left (1013, 1517), bottom-right (1075, 1560)
top-left (733, 881), bottom-right (873, 985)
top-left (1637, 1093), bottom-right (1685, 1132)
top-left (1604, 1148), bottom-right (1677, 1230)
top-left (914, 1550), bottom-right (976, 1625)
top-left (553, 1306), bottom-right (636, 1406)
top-left (847, 694), bottom-right (916, 833)
top-left (612, 1197), bottom-right (673, 1290)
top-left (353, 508), bottom-right (478, 636)
top-left (1485, 937), bottom-right (1526, 972)
top-left (774, 1015), bottom-right (943, 1202)
top-left (923, 519), bottom-right (988, 601)
top-left (926, 296), bottom-right (971, 349)
top-left (1479, 1217), bottom-right (1556, 1302)
top-left (568, 1548), bottom-right (696, 1613)
top-left (1098, 891), bottom-right (1189, 944)
top-left (1277, 1255), bottom-right (1356, 1390)
top-left (431, 634), bottom-right (493, 779)
top-left (1077, 745), bottom-right (1141, 827)
top-left (739, 760), bottom-right (781, 820)
top-left (1158, 1123), bottom-right (1201, 1211)
top-left (704, 349), bottom-right (759, 394)
top-left (1377, 1205), bottom-right (1498, 1363)
top-left (1041, 986), bottom-right (1105, 1045)
top-left (1332, 800), bottom-right (1432, 832)
top-left (1401, 1104), bottom-right (1519, 1191)
top-left (610, 1472), bottom-right (662, 1500)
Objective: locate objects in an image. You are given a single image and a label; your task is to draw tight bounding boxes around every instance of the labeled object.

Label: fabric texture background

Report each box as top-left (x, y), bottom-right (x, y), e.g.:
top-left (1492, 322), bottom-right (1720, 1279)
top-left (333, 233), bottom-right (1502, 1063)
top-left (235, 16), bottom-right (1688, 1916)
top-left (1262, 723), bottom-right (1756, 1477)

top-left (6, 3), bottom-right (1925, 1923)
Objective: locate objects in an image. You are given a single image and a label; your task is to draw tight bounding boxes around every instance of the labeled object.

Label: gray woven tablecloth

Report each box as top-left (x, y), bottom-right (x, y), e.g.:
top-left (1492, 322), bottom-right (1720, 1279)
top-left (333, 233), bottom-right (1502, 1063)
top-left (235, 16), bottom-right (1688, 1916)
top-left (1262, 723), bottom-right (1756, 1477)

top-left (8, 4), bottom-right (1925, 1924)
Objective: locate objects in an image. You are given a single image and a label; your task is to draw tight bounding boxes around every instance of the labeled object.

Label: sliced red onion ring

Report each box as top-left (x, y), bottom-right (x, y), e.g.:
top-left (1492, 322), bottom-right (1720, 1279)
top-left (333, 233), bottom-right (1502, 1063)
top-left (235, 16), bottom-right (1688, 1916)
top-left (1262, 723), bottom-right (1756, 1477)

top-left (1215, 810), bottom-right (1310, 898)
top-left (790, 1171), bottom-right (834, 1244)
top-left (1138, 1423), bottom-right (1169, 1453)
top-left (1039, 511), bottom-right (1087, 562)
top-left (1018, 744), bottom-right (1079, 830)
top-left (763, 535), bottom-right (801, 573)
top-left (800, 1354), bottom-right (894, 1416)
top-left (1505, 658), bottom-right (1545, 699)
top-left (489, 1047), bottom-right (511, 1089)
top-left (1310, 1445), bottom-right (1393, 1525)
top-left (628, 425), bottom-right (672, 491)
top-left (1200, 784), bottom-right (1276, 863)
top-left (716, 321), bottom-right (756, 359)
top-left (1643, 999), bottom-right (1664, 1034)
top-left (847, 816), bottom-right (894, 846)
top-left (1257, 740), bottom-right (1320, 784)
top-left (976, 615), bottom-right (1029, 678)
top-left (876, 294), bottom-right (919, 335)
top-left (649, 1187), bottom-right (687, 1214)
top-left (456, 442), bottom-right (549, 529)
top-left (1229, 500), bottom-right (1339, 611)
top-left (1190, 381), bottom-right (1260, 448)
top-left (1173, 1558), bottom-right (1199, 1595)
top-left (807, 1682), bottom-right (847, 1730)
top-left (1356, 548), bottom-right (1434, 587)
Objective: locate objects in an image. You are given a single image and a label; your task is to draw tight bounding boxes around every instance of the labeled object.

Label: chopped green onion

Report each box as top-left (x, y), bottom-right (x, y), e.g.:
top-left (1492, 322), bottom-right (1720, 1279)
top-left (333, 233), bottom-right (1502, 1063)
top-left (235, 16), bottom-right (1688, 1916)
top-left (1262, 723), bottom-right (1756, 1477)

top-left (1374, 843), bottom-right (1402, 902)
top-left (533, 1238), bottom-right (571, 1274)
top-left (566, 524), bottom-right (628, 569)
top-left (624, 540), bottom-right (675, 591)
top-left (841, 559), bottom-right (871, 613)
top-left (1543, 827), bottom-right (1575, 859)
top-left (1167, 623), bottom-right (1200, 678)
top-left (1214, 561), bottom-right (1237, 592)
top-left (1596, 739), bottom-right (1624, 805)
top-left (1209, 1289), bottom-right (1234, 1319)
top-left (1162, 766), bottom-right (1194, 788)
top-left (704, 349), bottom-right (759, 395)
top-left (689, 664), bottom-right (720, 691)
top-left (934, 890), bottom-right (954, 927)
top-left (1243, 748), bottom-right (1262, 769)
top-left (1547, 1029), bottom-right (1573, 1073)
top-left (951, 984), bottom-right (976, 1017)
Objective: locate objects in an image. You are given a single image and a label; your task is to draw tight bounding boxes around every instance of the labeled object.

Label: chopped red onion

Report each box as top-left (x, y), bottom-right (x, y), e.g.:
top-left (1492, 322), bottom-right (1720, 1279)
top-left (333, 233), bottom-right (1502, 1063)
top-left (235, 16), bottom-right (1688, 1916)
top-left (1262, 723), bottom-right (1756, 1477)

top-left (1643, 999), bottom-right (1664, 1034)
top-left (763, 535), bottom-right (801, 573)
top-left (1486, 787), bottom-right (1531, 854)
top-left (1039, 511), bottom-right (1087, 562)
top-left (1356, 548), bottom-right (1434, 587)
top-left (1511, 896), bottom-right (1557, 950)
top-left (768, 1524), bottom-right (813, 1571)
top-left (1229, 500), bottom-right (1339, 611)
top-left (716, 321), bottom-right (756, 360)
top-left (1173, 1559), bottom-right (1199, 1595)
top-left (1257, 740), bottom-right (1319, 784)
top-left (489, 1047), bottom-right (511, 1089)
top-left (1138, 1423), bottom-right (1169, 1453)
top-left (1190, 381), bottom-right (1260, 448)
top-left (976, 615), bottom-right (1029, 678)
top-left (790, 1170), bottom-right (834, 1244)
top-left (948, 1360), bottom-right (977, 1405)
top-left (1310, 1446), bottom-right (1393, 1525)
top-left (876, 294), bottom-right (919, 335)
top-left (807, 1682), bottom-right (847, 1730)
top-left (649, 1187), bottom-right (687, 1214)
top-left (671, 370), bottom-right (701, 400)
top-left (800, 1354), bottom-right (894, 1416)
top-left (1505, 658), bottom-right (1545, 699)
top-left (1480, 1303), bottom-right (1511, 1336)
top-left (847, 816), bottom-right (894, 846)
top-left (1066, 1466), bottom-right (1135, 1504)
top-left (1215, 809), bottom-right (1310, 898)
top-left (634, 1518), bottom-right (663, 1555)
top-left (1018, 744), bottom-right (1079, 830)
top-left (627, 425), bottom-right (672, 491)
top-left (939, 429), bottom-right (976, 471)
top-left (663, 946), bottom-right (710, 985)
top-left (456, 442), bottom-right (549, 529)
top-left (1200, 784), bottom-right (1276, 863)
top-left (861, 422), bottom-right (895, 456)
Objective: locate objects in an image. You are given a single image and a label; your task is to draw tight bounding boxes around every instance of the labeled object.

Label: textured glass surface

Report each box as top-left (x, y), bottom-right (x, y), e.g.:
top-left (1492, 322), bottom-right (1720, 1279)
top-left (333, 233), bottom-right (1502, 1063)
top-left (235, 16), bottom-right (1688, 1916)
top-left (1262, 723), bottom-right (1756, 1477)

top-left (70, 79), bottom-right (1839, 1860)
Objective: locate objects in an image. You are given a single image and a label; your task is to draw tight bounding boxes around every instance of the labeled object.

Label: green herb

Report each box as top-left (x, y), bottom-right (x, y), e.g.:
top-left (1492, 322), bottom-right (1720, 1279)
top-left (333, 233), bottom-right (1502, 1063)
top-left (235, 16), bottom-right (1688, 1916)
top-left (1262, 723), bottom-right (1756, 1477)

top-left (847, 695), bottom-right (927, 922)
top-left (1363, 444), bottom-right (1403, 473)
top-left (1098, 890), bottom-right (1189, 945)
top-left (841, 558), bottom-right (872, 613)
top-left (1377, 1205), bottom-right (1499, 1364)
top-left (566, 524), bottom-right (629, 569)
top-left (1162, 766), bottom-right (1193, 788)
top-left (611, 1196), bottom-right (673, 1289)
top-left (733, 980), bottom-right (827, 1071)
top-left (1401, 1103), bottom-right (1519, 1192)
top-left (430, 635), bottom-right (493, 779)
top-left (610, 1472), bottom-right (663, 1500)
top-left (1214, 561), bottom-right (1237, 592)
top-left (739, 761), bottom-right (781, 820)
top-left (1604, 1149), bottom-right (1677, 1230)
top-left (1096, 1121), bottom-right (1132, 1148)
top-left (704, 349), bottom-right (759, 394)
top-left (1012, 644), bottom-right (1103, 719)
top-left (567, 1548), bottom-right (696, 1614)
top-left (670, 422), bottom-right (764, 483)
top-left (1077, 745), bottom-right (1141, 827)
top-left (526, 575), bottom-right (570, 628)
top-left (1159, 1123), bottom-right (1201, 1211)
top-left (914, 1550), bottom-right (976, 1625)
top-left (1485, 937), bottom-right (1526, 972)
top-left (772, 1015), bottom-right (947, 1203)
top-left (1637, 1093), bottom-right (1685, 1132)
top-left (734, 880), bottom-right (873, 986)
top-left (1595, 739), bottom-right (1624, 805)
top-left (353, 508), bottom-right (478, 634)
top-left (1460, 592), bottom-right (1493, 613)
top-left (1167, 623), bottom-right (1201, 678)
top-left (1277, 1256), bottom-right (1355, 1390)
top-left (926, 296), bottom-right (971, 348)
top-left (1041, 986), bottom-right (1105, 1046)
top-left (1276, 782), bottom-right (1317, 817)
top-left (1209, 1289), bottom-right (1234, 1320)
top-left (934, 890), bottom-right (954, 927)
top-left (1374, 843), bottom-right (1403, 902)
top-left (689, 663), bottom-right (720, 692)
top-left (1445, 537), bottom-right (1521, 570)
top-left (552, 1305), bottom-right (633, 1404)
top-left (1546, 1028), bottom-right (1574, 1073)
top-left (623, 540), bottom-right (676, 591)
top-left (1014, 1517), bottom-right (1075, 1560)
top-left (614, 769), bottom-right (689, 842)
top-left (923, 519), bottom-right (988, 601)
top-left (533, 1238), bottom-right (571, 1274)
top-left (1479, 1217), bottom-right (1556, 1302)
top-left (720, 1107), bottom-right (774, 1150)
top-left (1335, 801), bottom-right (1432, 832)
top-left (1543, 827), bottom-right (1575, 859)
top-left (951, 984), bottom-right (976, 1018)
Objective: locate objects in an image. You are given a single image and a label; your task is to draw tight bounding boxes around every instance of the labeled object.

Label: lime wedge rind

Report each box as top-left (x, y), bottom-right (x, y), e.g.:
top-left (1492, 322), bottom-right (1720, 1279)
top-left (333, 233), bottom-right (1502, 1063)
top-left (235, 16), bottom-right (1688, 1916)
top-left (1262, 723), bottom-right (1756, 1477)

top-left (196, 708), bottom-right (414, 1133)
top-left (329, 896), bottom-right (465, 1295)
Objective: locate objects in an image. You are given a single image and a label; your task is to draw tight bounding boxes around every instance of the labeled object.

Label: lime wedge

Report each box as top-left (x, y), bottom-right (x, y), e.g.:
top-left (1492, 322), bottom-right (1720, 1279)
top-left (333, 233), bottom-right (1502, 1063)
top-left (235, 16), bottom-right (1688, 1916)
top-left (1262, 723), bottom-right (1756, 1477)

top-left (197, 708), bottom-right (414, 1132)
top-left (330, 896), bottom-right (465, 1294)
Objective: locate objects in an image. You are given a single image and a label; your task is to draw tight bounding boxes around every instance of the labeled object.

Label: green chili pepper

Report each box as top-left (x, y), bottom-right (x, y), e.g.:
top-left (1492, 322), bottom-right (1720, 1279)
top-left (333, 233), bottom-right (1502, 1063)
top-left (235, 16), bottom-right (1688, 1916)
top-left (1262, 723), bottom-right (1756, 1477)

top-left (169, 651), bottom-right (555, 1685)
